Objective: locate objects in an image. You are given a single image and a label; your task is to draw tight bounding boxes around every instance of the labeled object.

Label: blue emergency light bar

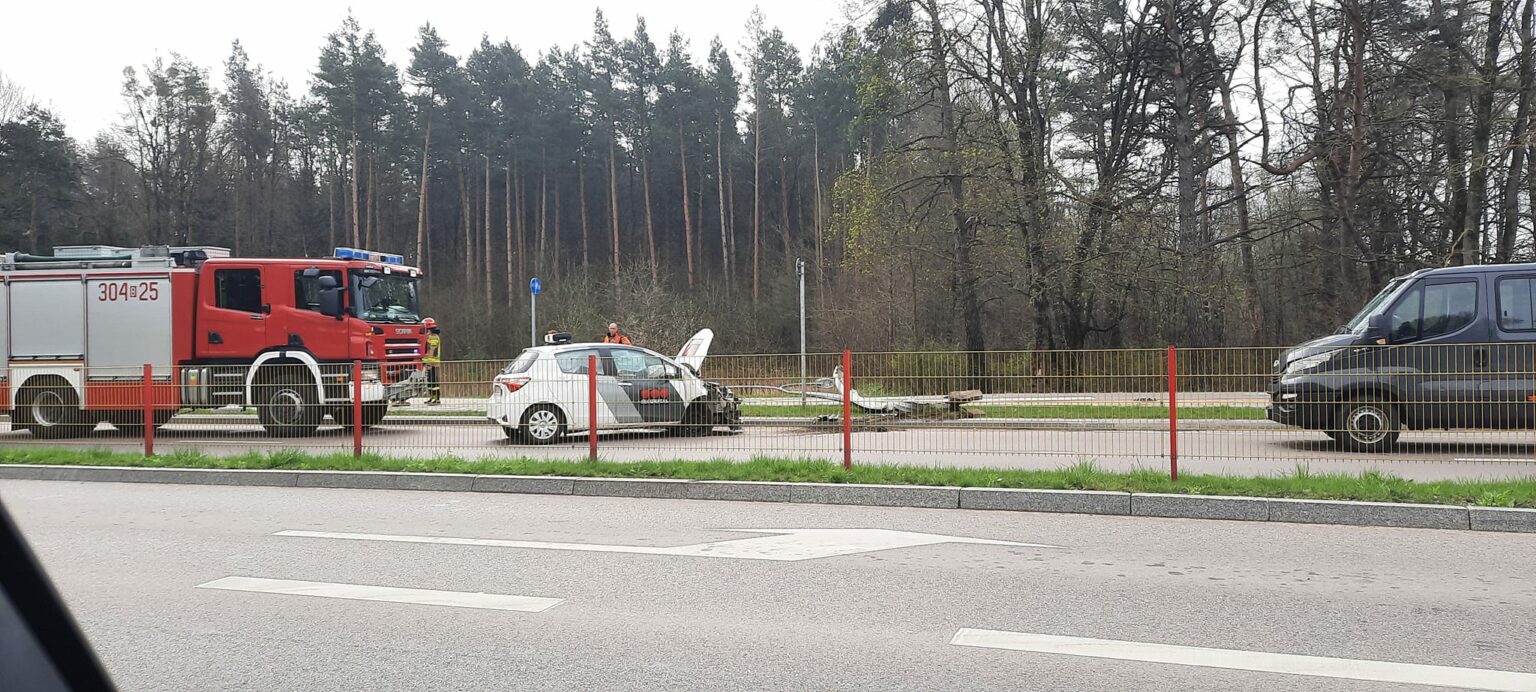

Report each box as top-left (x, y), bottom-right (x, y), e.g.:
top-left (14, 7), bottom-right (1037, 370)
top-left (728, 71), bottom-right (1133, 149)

top-left (334, 247), bottom-right (405, 264)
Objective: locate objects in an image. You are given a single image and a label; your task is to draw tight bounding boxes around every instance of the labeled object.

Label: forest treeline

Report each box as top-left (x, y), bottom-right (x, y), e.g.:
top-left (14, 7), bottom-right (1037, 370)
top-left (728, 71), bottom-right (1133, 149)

top-left (1, 0), bottom-right (1533, 357)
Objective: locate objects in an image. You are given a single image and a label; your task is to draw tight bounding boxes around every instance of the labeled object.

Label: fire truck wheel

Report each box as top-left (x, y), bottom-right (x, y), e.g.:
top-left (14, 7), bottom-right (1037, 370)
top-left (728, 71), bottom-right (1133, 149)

top-left (256, 373), bottom-right (321, 437)
top-left (25, 386), bottom-right (85, 439)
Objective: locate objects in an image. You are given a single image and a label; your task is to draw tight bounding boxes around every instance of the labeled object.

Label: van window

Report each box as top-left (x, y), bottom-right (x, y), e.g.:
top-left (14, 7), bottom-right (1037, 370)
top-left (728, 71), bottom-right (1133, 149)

top-left (1389, 281), bottom-right (1477, 342)
top-left (1497, 278), bottom-right (1536, 331)
top-left (214, 269), bottom-right (262, 313)
top-left (1421, 282), bottom-right (1477, 338)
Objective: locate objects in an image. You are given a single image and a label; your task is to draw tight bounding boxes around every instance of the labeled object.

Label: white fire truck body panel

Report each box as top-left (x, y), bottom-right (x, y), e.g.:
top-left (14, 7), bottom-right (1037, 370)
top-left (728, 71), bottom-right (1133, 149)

top-left (84, 274), bottom-right (174, 379)
top-left (11, 280), bottom-right (86, 359)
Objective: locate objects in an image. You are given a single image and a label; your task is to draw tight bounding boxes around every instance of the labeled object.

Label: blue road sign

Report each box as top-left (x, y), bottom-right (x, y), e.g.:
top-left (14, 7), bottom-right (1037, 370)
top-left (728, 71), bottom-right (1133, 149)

top-left (530, 277), bottom-right (542, 295)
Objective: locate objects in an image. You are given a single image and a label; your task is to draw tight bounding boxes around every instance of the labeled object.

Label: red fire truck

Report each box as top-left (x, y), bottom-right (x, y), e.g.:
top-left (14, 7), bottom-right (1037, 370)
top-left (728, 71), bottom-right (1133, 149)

top-left (0, 245), bottom-right (428, 438)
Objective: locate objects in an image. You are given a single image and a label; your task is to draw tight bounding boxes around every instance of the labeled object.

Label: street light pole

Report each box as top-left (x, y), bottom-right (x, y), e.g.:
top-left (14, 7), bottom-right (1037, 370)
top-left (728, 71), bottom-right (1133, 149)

top-left (797, 257), bottom-right (806, 407)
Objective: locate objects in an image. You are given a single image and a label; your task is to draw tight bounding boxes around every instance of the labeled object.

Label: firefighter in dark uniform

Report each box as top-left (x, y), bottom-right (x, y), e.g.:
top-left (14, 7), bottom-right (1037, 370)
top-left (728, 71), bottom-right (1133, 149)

top-left (423, 317), bottom-right (442, 405)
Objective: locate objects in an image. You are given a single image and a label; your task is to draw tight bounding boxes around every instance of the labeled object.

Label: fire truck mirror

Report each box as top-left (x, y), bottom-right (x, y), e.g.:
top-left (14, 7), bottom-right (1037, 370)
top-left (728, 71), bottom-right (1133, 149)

top-left (318, 282), bottom-right (344, 319)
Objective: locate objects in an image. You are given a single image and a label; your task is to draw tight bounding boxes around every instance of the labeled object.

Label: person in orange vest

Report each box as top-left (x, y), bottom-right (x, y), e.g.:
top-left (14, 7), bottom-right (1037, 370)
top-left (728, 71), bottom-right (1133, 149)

top-left (602, 322), bottom-right (632, 345)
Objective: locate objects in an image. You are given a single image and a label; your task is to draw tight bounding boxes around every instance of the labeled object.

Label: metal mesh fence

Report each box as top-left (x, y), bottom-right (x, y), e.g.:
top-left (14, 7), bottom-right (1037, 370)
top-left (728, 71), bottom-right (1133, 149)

top-left (4, 343), bottom-right (1536, 480)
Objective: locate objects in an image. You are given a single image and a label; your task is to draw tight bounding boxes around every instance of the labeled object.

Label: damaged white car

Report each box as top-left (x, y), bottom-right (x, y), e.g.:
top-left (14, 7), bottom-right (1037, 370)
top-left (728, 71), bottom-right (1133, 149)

top-left (487, 329), bottom-right (742, 443)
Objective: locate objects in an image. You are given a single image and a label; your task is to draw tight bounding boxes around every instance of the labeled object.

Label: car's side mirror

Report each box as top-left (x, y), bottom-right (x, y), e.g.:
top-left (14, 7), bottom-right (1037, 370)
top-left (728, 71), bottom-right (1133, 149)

top-left (1363, 313), bottom-right (1390, 345)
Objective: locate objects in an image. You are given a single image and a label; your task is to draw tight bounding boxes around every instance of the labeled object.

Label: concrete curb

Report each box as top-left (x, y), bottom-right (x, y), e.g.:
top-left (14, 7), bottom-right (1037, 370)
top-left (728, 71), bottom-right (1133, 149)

top-left (165, 413), bottom-right (1277, 432)
top-left (1, 463), bottom-right (1532, 533)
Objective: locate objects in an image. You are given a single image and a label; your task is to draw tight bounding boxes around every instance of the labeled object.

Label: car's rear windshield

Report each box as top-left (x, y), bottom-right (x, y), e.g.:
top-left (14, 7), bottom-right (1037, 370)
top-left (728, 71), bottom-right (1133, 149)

top-left (502, 351), bottom-right (539, 374)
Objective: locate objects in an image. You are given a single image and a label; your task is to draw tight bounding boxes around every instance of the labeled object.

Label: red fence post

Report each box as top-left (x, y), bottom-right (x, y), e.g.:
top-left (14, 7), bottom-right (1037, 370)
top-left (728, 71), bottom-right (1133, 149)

top-left (142, 363), bottom-right (154, 457)
top-left (842, 349), bottom-right (852, 471)
top-left (1167, 345), bottom-right (1179, 481)
top-left (352, 360), bottom-right (363, 458)
top-left (588, 354), bottom-right (598, 461)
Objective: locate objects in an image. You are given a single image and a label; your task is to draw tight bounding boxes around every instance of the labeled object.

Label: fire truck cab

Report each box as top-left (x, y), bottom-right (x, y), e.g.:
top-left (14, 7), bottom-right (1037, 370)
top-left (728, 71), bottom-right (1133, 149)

top-left (0, 245), bottom-right (428, 438)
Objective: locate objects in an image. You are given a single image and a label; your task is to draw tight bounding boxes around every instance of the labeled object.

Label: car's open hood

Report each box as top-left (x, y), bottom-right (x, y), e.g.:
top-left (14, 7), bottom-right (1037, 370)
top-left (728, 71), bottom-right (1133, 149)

top-left (676, 329), bottom-right (713, 372)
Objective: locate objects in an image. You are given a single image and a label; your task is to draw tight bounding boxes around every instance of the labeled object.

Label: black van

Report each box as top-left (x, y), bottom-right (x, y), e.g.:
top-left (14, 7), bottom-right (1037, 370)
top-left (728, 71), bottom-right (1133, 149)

top-left (1268, 263), bottom-right (1536, 452)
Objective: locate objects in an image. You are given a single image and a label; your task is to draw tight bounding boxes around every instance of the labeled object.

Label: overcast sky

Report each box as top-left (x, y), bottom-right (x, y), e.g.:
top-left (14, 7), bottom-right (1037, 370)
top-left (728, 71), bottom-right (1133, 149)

top-left (2, 0), bottom-right (849, 139)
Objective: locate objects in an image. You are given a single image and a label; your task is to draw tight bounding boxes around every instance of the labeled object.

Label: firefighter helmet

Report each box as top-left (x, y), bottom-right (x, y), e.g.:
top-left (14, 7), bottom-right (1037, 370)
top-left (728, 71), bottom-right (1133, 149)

top-left (422, 317), bottom-right (437, 329)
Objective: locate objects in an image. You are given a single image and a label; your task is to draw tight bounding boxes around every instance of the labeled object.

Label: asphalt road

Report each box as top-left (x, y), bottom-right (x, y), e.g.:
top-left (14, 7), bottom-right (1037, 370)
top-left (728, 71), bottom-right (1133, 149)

top-left (6, 418), bottom-right (1536, 481)
top-left (2, 480), bottom-right (1533, 691)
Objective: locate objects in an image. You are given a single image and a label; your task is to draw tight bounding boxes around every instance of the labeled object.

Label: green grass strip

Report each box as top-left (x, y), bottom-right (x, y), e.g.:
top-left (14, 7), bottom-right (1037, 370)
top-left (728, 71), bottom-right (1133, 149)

top-left (0, 448), bottom-right (1531, 508)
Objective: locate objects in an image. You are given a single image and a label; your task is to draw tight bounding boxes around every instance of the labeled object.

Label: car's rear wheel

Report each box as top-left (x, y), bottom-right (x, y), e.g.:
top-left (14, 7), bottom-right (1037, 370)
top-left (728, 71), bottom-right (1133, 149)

top-left (519, 405), bottom-right (565, 444)
top-left (1334, 399), bottom-right (1400, 453)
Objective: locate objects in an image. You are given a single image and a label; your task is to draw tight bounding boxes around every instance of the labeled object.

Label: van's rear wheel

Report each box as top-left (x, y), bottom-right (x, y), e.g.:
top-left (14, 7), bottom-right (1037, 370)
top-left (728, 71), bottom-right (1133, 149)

top-left (1335, 399), bottom-right (1400, 453)
top-left (257, 373), bottom-right (320, 437)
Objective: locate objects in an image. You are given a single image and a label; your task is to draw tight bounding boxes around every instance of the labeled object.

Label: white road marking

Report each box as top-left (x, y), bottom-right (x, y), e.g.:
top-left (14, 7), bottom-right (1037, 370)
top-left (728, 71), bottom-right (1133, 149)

top-left (276, 528), bottom-right (1056, 562)
top-left (950, 629), bottom-right (1536, 691)
top-left (197, 577), bottom-right (563, 612)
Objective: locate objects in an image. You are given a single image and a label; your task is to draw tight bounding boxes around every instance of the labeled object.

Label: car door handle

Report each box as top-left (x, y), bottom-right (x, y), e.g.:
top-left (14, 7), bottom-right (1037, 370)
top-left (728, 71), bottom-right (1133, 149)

top-left (249, 314), bottom-right (265, 321)
top-left (1474, 347), bottom-right (1489, 368)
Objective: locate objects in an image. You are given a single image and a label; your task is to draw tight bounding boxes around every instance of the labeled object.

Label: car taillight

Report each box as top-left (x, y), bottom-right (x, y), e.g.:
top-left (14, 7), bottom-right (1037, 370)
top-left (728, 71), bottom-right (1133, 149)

top-left (496, 377), bottom-right (529, 395)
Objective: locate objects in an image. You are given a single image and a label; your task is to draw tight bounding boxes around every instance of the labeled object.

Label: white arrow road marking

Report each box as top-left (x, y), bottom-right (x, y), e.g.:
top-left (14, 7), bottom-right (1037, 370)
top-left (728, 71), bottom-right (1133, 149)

top-left (950, 629), bottom-right (1536, 691)
top-left (197, 577), bottom-right (564, 613)
top-left (274, 528), bottom-right (1057, 562)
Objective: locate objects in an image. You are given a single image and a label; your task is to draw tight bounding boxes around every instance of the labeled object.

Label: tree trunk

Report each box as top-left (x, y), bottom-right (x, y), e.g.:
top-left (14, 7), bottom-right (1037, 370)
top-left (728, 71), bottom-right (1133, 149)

top-left (539, 152), bottom-right (548, 276)
top-left (553, 173), bottom-right (562, 285)
top-left (1468, 0), bottom-right (1508, 265)
top-left (416, 115), bottom-right (431, 267)
top-left (328, 160), bottom-right (338, 253)
top-left (1218, 41), bottom-right (1262, 344)
top-left (513, 161), bottom-right (519, 306)
top-left (778, 154), bottom-right (792, 262)
top-left (608, 134), bottom-right (622, 283)
top-left (28, 192), bottom-right (38, 254)
top-left (717, 118), bottom-right (730, 287)
top-left (813, 126), bottom-right (824, 297)
top-left (233, 181), bottom-right (242, 256)
top-left (484, 154), bottom-right (493, 308)
top-left (728, 161), bottom-right (738, 291)
top-left (679, 120), bottom-right (695, 287)
top-left (515, 157), bottom-right (526, 284)
top-left (922, 0), bottom-right (986, 378)
top-left (752, 107), bottom-right (762, 306)
top-left (350, 137), bottom-right (361, 247)
top-left (460, 157), bottom-right (472, 292)
top-left (641, 155), bottom-right (658, 283)
top-left (365, 153), bottom-right (376, 249)
top-left (579, 160), bottom-right (590, 277)
top-left (1502, 0), bottom-right (1535, 262)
